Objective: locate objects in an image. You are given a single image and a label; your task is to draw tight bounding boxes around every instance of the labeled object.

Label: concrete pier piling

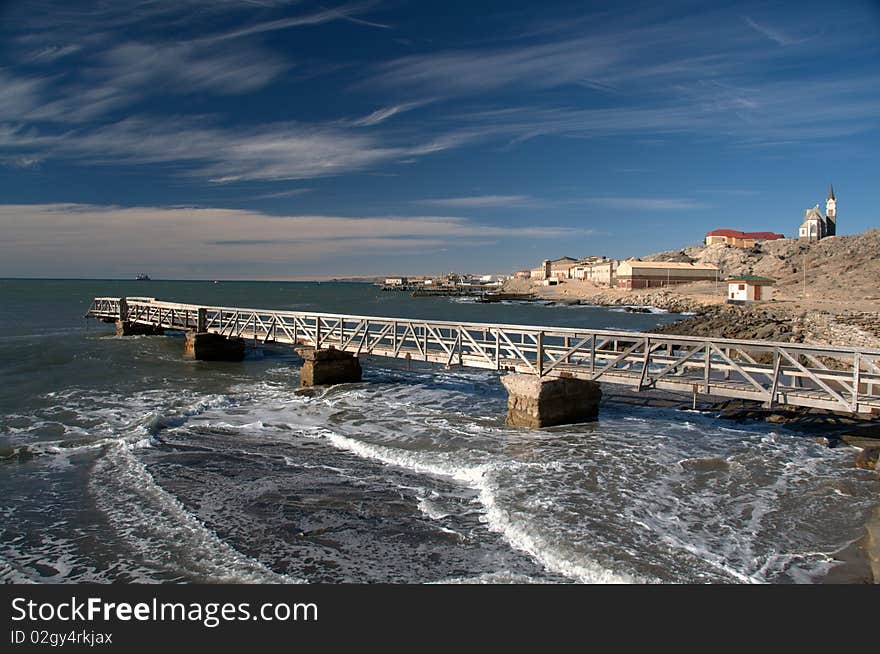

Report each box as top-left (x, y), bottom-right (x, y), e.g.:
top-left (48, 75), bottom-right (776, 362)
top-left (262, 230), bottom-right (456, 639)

top-left (115, 320), bottom-right (165, 336)
top-left (296, 347), bottom-right (362, 387)
top-left (501, 374), bottom-right (602, 428)
top-left (184, 332), bottom-right (245, 361)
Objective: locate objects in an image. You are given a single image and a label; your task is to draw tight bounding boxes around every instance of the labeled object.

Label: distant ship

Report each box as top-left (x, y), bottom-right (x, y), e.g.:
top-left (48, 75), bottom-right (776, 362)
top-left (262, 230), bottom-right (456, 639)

top-left (135, 273), bottom-right (151, 281)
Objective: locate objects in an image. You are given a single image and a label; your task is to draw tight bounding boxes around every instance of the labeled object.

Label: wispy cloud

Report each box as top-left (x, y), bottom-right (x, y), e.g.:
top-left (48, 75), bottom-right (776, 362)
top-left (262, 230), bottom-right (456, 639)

top-left (2, 1), bottom-right (878, 187)
top-left (0, 203), bottom-right (584, 277)
top-left (16, 39), bottom-right (288, 124)
top-left (584, 197), bottom-right (710, 211)
top-left (415, 194), bottom-right (709, 211)
top-left (0, 114), bottom-right (483, 181)
top-left (359, 8), bottom-right (878, 149)
top-left (742, 16), bottom-right (802, 46)
top-left (196, 0), bottom-right (390, 44)
top-left (447, 73), bottom-right (880, 146)
top-left (693, 189), bottom-right (759, 196)
top-left (0, 71), bottom-right (46, 121)
top-left (368, 35), bottom-right (624, 96)
top-left (416, 195), bottom-right (537, 208)
top-left (99, 41), bottom-right (288, 95)
top-left (11, 42), bottom-right (874, 180)
top-left (1, 1), bottom-right (380, 127)
top-left (249, 188), bottom-right (314, 200)
top-left (22, 44), bottom-right (83, 63)
top-left (352, 101), bottom-right (428, 127)
top-left (363, 12), bottom-right (775, 98)
top-left (8, 1), bottom-right (382, 45)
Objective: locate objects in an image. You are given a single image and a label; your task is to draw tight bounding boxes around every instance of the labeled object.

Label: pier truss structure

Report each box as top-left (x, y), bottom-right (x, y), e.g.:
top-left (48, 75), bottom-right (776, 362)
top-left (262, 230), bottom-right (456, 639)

top-left (88, 297), bottom-right (880, 415)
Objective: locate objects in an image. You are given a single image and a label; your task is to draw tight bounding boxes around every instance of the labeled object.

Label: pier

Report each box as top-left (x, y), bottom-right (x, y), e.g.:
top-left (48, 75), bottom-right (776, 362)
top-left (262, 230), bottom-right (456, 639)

top-left (88, 296), bottom-right (880, 427)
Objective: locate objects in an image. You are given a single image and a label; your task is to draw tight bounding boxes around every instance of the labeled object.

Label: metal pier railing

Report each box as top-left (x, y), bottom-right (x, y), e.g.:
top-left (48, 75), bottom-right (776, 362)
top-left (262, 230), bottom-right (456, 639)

top-left (88, 297), bottom-right (880, 415)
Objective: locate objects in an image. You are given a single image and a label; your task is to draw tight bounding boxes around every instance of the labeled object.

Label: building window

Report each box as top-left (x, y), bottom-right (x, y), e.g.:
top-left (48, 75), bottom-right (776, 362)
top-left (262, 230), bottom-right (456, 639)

top-left (738, 284), bottom-right (745, 291)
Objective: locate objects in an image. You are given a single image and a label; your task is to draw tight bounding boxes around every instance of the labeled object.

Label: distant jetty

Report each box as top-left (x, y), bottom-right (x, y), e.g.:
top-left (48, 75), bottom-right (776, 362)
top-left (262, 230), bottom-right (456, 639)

top-left (478, 292), bottom-right (536, 303)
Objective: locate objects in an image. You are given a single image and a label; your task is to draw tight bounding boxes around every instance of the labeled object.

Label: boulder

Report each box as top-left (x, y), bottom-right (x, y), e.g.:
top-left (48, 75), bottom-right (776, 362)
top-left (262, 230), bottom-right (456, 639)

top-left (855, 447), bottom-right (880, 470)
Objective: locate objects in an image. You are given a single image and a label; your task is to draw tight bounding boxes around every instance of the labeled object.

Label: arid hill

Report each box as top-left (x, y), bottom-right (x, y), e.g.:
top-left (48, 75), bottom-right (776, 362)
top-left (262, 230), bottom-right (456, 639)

top-left (500, 229), bottom-right (880, 348)
top-left (642, 229), bottom-right (880, 307)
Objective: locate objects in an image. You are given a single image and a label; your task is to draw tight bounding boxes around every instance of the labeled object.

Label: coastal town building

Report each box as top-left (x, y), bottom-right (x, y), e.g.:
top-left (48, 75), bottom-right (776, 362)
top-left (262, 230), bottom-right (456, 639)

top-left (530, 257), bottom-right (577, 280)
top-left (525, 256), bottom-right (619, 283)
top-left (549, 257), bottom-right (578, 280)
top-left (799, 184), bottom-right (837, 241)
top-left (479, 274), bottom-right (505, 286)
top-left (570, 258), bottom-right (618, 286)
top-left (616, 261), bottom-right (719, 289)
top-left (705, 229), bottom-right (784, 247)
top-left (384, 277), bottom-right (407, 286)
top-left (589, 259), bottom-right (618, 286)
top-left (726, 275), bottom-right (775, 303)
top-left (529, 260), bottom-right (551, 279)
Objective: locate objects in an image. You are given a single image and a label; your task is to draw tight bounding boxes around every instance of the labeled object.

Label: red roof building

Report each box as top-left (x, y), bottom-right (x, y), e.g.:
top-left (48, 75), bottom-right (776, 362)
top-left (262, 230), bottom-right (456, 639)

top-left (705, 229), bottom-right (784, 247)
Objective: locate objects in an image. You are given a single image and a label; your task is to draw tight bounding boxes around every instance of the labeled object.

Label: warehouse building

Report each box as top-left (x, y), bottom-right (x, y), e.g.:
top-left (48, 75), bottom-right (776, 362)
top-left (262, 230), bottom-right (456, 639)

top-left (616, 261), bottom-right (719, 289)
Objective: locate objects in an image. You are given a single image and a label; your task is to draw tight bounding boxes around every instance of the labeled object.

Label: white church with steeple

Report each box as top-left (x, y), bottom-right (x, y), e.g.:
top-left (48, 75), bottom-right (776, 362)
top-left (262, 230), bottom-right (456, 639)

top-left (799, 184), bottom-right (837, 241)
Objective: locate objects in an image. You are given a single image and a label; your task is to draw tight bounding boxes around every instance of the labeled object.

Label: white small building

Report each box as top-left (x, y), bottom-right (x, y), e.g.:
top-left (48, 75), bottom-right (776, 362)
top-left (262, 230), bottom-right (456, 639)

top-left (726, 276), bottom-right (775, 303)
top-left (384, 277), bottom-right (407, 286)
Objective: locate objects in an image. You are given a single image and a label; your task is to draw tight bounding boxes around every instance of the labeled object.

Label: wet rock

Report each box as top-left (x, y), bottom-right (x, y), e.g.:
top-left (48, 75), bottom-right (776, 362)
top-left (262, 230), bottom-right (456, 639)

top-left (0, 446), bottom-right (35, 463)
top-left (855, 448), bottom-right (880, 470)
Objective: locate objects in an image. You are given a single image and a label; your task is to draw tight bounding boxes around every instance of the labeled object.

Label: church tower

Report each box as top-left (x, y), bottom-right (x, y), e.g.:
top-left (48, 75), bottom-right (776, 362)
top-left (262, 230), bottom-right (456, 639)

top-left (825, 183), bottom-right (837, 236)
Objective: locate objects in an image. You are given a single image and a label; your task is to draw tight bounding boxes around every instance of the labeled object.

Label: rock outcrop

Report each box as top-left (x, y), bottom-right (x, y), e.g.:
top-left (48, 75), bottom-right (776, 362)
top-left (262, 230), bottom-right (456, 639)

top-left (644, 229), bottom-right (880, 304)
top-left (652, 305), bottom-right (802, 342)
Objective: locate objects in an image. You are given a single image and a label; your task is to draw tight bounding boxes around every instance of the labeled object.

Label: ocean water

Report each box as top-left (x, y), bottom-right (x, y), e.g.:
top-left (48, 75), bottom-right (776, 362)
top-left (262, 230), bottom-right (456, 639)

top-left (1, 279), bottom-right (877, 584)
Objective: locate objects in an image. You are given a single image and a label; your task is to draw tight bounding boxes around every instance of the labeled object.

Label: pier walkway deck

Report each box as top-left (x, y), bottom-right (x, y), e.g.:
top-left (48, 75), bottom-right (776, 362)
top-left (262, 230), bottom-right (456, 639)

top-left (88, 296), bottom-right (880, 415)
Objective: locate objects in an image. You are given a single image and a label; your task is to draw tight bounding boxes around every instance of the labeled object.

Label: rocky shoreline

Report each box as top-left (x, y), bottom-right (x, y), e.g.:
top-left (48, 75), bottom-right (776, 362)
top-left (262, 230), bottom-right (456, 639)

top-left (654, 304), bottom-right (880, 583)
top-left (490, 232), bottom-right (880, 582)
top-left (653, 304), bottom-right (804, 341)
top-left (483, 289), bottom-right (706, 312)
top-left (650, 302), bottom-right (880, 352)
top-left (603, 386), bottom-right (880, 584)
top-left (577, 289), bottom-right (707, 313)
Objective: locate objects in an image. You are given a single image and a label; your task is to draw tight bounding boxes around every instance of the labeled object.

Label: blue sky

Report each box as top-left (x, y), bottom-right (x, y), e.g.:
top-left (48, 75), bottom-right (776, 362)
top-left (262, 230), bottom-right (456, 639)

top-left (1, 0), bottom-right (878, 279)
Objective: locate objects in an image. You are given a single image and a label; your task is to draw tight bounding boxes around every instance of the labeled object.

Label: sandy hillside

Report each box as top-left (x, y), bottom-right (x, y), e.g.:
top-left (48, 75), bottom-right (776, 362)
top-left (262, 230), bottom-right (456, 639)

top-left (644, 229), bottom-right (880, 312)
top-left (504, 229), bottom-right (880, 316)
